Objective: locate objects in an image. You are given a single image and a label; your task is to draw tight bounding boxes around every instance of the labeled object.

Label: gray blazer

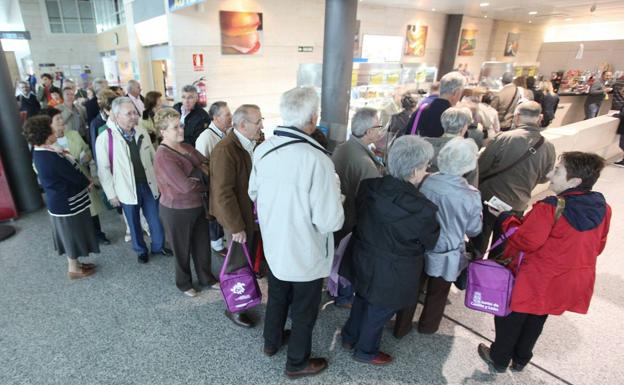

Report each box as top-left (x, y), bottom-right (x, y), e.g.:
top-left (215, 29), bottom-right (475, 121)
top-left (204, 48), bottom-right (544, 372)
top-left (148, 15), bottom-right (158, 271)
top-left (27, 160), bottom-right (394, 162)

top-left (420, 173), bottom-right (482, 282)
top-left (332, 136), bottom-right (384, 242)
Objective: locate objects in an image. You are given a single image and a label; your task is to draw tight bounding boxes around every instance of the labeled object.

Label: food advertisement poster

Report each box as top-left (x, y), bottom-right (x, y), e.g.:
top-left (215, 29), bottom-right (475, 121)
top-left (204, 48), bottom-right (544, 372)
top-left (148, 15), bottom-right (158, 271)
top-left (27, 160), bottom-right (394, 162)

top-left (219, 11), bottom-right (263, 55)
top-left (458, 29), bottom-right (477, 56)
top-left (404, 25), bottom-right (427, 57)
top-left (504, 33), bottom-right (520, 57)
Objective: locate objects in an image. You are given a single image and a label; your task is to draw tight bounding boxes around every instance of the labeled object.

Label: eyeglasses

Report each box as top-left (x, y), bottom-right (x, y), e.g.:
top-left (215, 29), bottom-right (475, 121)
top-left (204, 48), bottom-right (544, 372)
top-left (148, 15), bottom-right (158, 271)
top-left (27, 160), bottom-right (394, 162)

top-left (245, 117), bottom-right (264, 126)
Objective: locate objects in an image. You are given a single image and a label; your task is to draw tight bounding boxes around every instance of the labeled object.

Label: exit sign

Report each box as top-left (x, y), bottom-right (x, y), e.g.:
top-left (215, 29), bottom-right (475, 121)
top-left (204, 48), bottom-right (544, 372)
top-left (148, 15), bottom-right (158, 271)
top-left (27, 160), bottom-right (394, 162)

top-left (298, 46), bottom-right (313, 53)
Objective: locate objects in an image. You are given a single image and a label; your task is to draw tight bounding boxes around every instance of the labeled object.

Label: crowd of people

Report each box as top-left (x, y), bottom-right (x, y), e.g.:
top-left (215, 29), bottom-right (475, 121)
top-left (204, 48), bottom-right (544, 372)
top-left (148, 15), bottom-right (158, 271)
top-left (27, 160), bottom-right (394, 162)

top-left (19, 70), bottom-right (614, 379)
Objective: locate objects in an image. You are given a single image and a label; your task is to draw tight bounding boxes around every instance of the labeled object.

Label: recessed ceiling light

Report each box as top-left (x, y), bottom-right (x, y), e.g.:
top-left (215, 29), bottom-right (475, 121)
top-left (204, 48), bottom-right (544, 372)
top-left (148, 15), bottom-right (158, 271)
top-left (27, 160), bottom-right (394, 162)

top-left (480, 2), bottom-right (490, 6)
top-left (432, 8), bottom-right (436, 11)
top-left (529, 20), bottom-right (533, 23)
top-left (529, 11), bottom-right (538, 15)
top-left (565, 18), bottom-right (573, 21)
top-left (484, 15), bottom-right (488, 18)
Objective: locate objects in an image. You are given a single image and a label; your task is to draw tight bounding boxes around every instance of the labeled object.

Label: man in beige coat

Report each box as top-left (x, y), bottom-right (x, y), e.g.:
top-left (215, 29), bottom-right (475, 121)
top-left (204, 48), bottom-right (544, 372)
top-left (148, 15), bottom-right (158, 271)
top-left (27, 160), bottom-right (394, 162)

top-left (474, 101), bottom-right (556, 253)
top-left (492, 72), bottom-right (522, 131)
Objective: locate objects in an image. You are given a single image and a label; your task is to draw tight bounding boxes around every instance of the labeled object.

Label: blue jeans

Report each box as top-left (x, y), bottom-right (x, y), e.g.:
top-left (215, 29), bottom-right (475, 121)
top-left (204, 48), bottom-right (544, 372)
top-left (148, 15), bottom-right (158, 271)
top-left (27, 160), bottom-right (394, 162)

top-left (585, 102), bottom-right (601, 119)
top-left (342, 294), bottom-right (397, 361)
top-left (121, 183), bottom-right (165, 255)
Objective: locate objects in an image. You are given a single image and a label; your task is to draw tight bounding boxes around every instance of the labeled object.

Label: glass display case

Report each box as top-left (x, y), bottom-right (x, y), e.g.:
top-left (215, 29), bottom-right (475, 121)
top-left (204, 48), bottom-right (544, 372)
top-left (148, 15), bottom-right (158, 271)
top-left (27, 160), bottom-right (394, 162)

top-left (478, 61), bottom-right (514, 91)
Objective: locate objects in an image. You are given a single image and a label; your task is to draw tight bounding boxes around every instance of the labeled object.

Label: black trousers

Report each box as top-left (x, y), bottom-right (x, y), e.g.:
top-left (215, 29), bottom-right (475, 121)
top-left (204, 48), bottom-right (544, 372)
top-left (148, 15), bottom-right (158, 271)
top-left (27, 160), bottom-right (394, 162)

top-left (208, 219), bottom-right (224, 242)
top-left (490, 311), bottom-right (548, 367)
top-left (159, 205), bottom-right (216, 291)
top-left (418, 276), bottom-right (452, 334)
top-left (264, 270), bottom-right (323, 372)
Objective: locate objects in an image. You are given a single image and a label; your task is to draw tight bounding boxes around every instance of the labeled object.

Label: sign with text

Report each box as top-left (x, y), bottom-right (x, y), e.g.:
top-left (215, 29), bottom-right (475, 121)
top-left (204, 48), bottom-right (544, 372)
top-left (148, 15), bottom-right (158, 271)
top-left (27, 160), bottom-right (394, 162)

top-left (192, 53), bottom-right (204, 72)
top-left (168, 0), bottom-right (204, 11)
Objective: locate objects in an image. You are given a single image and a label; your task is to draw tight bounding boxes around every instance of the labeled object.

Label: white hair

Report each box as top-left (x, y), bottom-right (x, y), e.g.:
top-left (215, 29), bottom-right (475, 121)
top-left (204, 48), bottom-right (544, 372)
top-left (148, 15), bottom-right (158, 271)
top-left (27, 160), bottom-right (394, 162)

top-left (232, 104), bottom-right (260, 129)
top-left (111, 96), bottom-right (134, 115)
top-left (350, 107), bottom-right (378, 137)
top-left (280, 87), bottom-right (319, 129)
top-left (127, 79), bottom-right (140, 93)
top-left (440, 71), bottom-right (466, 97)
top-left (92, 78), bottom-right (108, 93)
top-left (440, 107), bottom-right (472, 135)
top-left (437, 137), bottom-right (478, 176)
top-left (388, 135), bottom-right (434, 181)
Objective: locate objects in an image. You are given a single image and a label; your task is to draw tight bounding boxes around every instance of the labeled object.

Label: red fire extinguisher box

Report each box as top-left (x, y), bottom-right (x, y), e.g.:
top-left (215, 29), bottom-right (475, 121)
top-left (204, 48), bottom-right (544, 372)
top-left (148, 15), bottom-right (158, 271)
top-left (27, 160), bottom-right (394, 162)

top-left (0, 151), bottom-right (18, 221)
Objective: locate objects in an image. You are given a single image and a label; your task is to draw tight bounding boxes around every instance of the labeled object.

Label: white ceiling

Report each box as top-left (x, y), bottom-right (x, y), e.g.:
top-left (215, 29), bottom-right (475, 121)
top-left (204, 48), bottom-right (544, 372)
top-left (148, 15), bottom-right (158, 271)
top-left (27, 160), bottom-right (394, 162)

top-left (359, 0), bottom-right (624, 24)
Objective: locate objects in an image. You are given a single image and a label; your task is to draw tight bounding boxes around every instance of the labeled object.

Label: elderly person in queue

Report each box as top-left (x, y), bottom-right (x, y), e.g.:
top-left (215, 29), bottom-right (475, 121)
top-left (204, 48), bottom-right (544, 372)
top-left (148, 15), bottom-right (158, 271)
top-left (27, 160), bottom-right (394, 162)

top-left (404, 71), bottom-right (466, 137)
top-left (174, 85), bottom-right (211, 147)
top-left (25, 115), bottom-right (99, 279)
top-left (331, 107), bottom-right (385, 308)
top-left (89, 88), bottom-right (117, 156)
top-left (57, 86), bottom-right (88, 142)
top-left (415, 138), bottom-right (482, 334)
top-left (423, 107), bottom-right (478, 187)
top-left (387, 94), bottom-right (417, 139)
top-left (340, 135), bottom-right (440, 365)
top-left (154, 108), bottom-right (219, 297)
top-left (41, 107), bottom-right (110, 245)
top-left (478, 152), bottom-right (611, 373)
top-left (139, 91), bottom-right (164, 146)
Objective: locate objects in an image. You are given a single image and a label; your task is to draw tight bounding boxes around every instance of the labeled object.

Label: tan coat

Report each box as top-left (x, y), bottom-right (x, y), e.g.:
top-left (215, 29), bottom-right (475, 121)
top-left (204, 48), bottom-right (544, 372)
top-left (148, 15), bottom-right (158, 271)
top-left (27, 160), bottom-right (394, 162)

top-left (492, 84), bottom-right (521, 130)
top-left (209, 131), bottom-right (255, 235)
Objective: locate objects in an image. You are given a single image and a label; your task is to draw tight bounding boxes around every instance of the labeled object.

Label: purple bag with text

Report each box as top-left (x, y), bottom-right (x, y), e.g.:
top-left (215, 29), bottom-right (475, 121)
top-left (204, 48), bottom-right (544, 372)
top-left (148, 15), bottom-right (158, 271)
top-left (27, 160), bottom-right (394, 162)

top-left (219, 241), bottom-right (262, 313)
top-left (465, 227), bottom-right (523, 317)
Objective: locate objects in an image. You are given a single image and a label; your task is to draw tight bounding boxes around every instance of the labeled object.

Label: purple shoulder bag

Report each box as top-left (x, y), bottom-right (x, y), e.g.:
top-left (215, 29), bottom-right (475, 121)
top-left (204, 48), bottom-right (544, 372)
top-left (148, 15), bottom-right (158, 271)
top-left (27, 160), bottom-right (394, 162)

top-left (464, 227), bottom-right (522, 317)
top-left (219, 241), bottom-right (262, 313)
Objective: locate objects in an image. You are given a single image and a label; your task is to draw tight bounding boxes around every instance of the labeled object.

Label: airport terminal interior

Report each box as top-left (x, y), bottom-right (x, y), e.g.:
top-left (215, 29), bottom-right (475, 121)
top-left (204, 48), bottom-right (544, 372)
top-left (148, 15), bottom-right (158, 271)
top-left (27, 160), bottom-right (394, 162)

top-left (1, 0), bottom-right (623, 384)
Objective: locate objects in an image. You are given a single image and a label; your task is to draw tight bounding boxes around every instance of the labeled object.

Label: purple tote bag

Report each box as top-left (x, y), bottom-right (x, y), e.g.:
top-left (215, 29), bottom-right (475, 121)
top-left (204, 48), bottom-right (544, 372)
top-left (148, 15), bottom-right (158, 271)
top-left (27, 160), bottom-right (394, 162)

top-left (465, 227), bottom-right (523, 317)
top-left (219, 241), bottom-right (262, 313)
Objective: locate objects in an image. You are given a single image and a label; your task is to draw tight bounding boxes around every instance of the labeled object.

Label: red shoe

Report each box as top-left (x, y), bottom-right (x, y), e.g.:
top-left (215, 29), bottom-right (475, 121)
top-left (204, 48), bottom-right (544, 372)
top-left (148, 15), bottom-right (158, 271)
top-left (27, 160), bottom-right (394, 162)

top-left (354, 351), bottom-right (393, 365)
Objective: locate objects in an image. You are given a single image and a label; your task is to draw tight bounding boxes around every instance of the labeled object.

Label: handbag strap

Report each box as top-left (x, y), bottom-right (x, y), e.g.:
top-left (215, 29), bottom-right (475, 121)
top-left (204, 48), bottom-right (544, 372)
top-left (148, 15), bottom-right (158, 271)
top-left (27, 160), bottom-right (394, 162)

top-left (410, 103), bottom-right (429, 135)
top-left (502, 86), bottom-right (519, 120)
top-left (220, 240), bottom-right (253, 277)
top-left (480, 135), bottom-right (545, 184)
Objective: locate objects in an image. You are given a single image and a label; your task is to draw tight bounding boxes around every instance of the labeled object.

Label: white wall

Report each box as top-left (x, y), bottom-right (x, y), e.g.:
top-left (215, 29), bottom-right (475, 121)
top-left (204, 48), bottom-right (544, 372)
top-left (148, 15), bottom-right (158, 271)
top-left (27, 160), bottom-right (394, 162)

top-left (453, 16), bottom-right (493, 78)
top-left (487, 20), bottom-right (546, 64)
top-left (19, 0), bottom-right (104, 82)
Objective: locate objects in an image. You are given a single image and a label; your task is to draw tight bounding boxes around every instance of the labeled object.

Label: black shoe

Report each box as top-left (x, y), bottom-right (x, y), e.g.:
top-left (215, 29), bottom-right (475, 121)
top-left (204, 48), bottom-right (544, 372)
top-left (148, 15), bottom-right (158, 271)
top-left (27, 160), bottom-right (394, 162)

top-left (478, 343), bottom-right (507, 373)
top-left (263, 329), bottom-right (291, 356)
top-left (284, 358), bottom-right (328, 379)
top-left (138, 253), bottom-right (149, 264)
top-left (154, 247), bottom-right (173, 257)
top-left (614, 159), bottom-right (624, 168)
top-left (224, 310), bottom-right (254, 328)
top-left (97, 233), bottom-right (111, 245)
top-left (510, 361), bottom-right (526, 372)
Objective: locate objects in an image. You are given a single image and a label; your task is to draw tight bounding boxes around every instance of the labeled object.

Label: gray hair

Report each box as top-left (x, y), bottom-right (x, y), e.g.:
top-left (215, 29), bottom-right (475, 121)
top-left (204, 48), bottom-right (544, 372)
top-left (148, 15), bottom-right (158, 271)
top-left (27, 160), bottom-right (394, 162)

top-left (502, 72), bottom-right (514, 85)
top-left (440, 107), bottom-right (472, 135)
top-left (350, 107), bottom-right (378, 138)
top-left (111, 96), bottom-right (134, 115)
top-left (232, 104), bottom-right (260, 129)
top-left (92, 78), bottom-right (108, 93)
top-left (280, 87), bottom-right (319, 129)
top-left (388, 135), bottom-right (434, 181)
top-left (515, 101), bottom-right (542, 123)
top-left (209, 101), bottom-right (228, 119)
top-left (127, 79), bottom-right (140, 93)
top-left (440, 71), bottom-right (466, 97)
top-left (437, 137), bottom-right (478, 176)
top-left (181, 84), bottom-right (198, 94)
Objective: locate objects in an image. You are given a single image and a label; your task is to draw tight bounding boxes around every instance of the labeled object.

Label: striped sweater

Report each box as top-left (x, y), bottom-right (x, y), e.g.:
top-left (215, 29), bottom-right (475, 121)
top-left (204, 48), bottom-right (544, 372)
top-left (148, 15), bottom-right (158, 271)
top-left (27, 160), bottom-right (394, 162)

top-left (33, 147), bottom-right (91, 217)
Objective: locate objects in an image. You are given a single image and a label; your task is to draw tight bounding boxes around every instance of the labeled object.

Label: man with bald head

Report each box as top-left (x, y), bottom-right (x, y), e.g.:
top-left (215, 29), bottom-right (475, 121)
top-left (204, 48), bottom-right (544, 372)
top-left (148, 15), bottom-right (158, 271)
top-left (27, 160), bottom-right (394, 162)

top-left (474, 101), bottom-right (556, 253)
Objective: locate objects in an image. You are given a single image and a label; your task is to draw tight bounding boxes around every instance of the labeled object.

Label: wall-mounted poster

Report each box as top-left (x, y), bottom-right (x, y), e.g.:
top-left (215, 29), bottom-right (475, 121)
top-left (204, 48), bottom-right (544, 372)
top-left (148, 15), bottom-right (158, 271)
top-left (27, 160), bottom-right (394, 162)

top-left (404, 25), bottom-right (427, 57)
top-left (504, 32), bottom-right (520, 57)
top-left (219, 11), bottom-right (263, 55)
top-left (458, 29), bottom-right (477, 56)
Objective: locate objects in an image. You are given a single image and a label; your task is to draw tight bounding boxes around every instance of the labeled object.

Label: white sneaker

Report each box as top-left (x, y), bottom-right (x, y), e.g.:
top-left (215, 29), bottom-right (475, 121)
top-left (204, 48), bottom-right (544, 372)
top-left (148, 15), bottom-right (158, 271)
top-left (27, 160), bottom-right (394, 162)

top-left (124, 232), bottom-right (131, 242)
top-left (184, 288), bottom-right (198, 297)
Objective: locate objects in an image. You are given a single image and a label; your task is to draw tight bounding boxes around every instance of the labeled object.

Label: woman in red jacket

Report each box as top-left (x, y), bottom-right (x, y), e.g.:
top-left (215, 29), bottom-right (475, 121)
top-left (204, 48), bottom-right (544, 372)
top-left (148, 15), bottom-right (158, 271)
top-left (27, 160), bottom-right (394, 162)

top-left (478, 151), bottom-right (611, 373)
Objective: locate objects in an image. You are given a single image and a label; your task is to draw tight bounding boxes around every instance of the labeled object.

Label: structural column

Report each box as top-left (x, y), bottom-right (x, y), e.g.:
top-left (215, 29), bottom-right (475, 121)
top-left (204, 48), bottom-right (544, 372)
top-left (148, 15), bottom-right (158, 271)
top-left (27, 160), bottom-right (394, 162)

top-left (0, 46), bottom-right (42, 212)
top-left (438, 14), bottom-right (463, 79)
top-left (320, 0), bottom-right (358, 149)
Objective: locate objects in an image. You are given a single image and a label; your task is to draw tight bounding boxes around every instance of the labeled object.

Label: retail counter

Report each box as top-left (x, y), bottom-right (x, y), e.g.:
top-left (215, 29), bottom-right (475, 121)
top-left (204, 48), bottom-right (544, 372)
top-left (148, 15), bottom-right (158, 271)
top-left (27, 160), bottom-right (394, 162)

top-left (550, 92), bottom-right (614, 127)
top-left (532, 114), bottom-right (621, 196)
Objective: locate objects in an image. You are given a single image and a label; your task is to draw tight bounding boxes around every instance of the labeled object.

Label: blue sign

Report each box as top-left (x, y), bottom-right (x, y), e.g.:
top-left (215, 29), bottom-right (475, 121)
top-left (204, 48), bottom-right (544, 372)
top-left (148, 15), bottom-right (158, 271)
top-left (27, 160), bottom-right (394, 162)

top-left (168, 0), bottom-right (204, 11)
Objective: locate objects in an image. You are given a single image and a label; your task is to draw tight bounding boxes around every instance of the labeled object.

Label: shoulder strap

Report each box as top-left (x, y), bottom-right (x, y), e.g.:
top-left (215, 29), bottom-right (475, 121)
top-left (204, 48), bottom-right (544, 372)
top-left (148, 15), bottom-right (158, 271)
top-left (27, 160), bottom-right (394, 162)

top-left (480, 135), bottom-right (545, 184)
top-left (502, 86), bottom-right (519, 119)
top-left (260, 139), bottom-right (307, 160)
top-left (410, 103), bottom-right (429, 135)
top-left (107, 128), bottom-right (113, 174)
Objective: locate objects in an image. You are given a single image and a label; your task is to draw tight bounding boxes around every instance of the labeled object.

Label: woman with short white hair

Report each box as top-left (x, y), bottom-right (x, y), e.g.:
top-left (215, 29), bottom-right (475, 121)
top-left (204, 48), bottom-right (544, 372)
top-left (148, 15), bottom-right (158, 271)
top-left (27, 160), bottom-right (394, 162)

top-left (340, 135), bottom-right (440, 364)
top-left (416, 137), bottom-right (483, 334)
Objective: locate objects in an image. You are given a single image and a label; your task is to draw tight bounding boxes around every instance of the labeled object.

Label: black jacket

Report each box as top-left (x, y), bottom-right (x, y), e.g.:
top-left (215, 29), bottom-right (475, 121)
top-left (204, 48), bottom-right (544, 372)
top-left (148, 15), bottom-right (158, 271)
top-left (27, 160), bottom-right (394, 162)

top-left (173, 102), bottom-right (211, 147)
top-left (16, 94), bottom-right (41, 117)
top-left (403, 98), bottom-right (451, 138)
top-left (85, 96), bottom-right (100, 126)
top-left (340, 175), bottom-right (440, 309)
